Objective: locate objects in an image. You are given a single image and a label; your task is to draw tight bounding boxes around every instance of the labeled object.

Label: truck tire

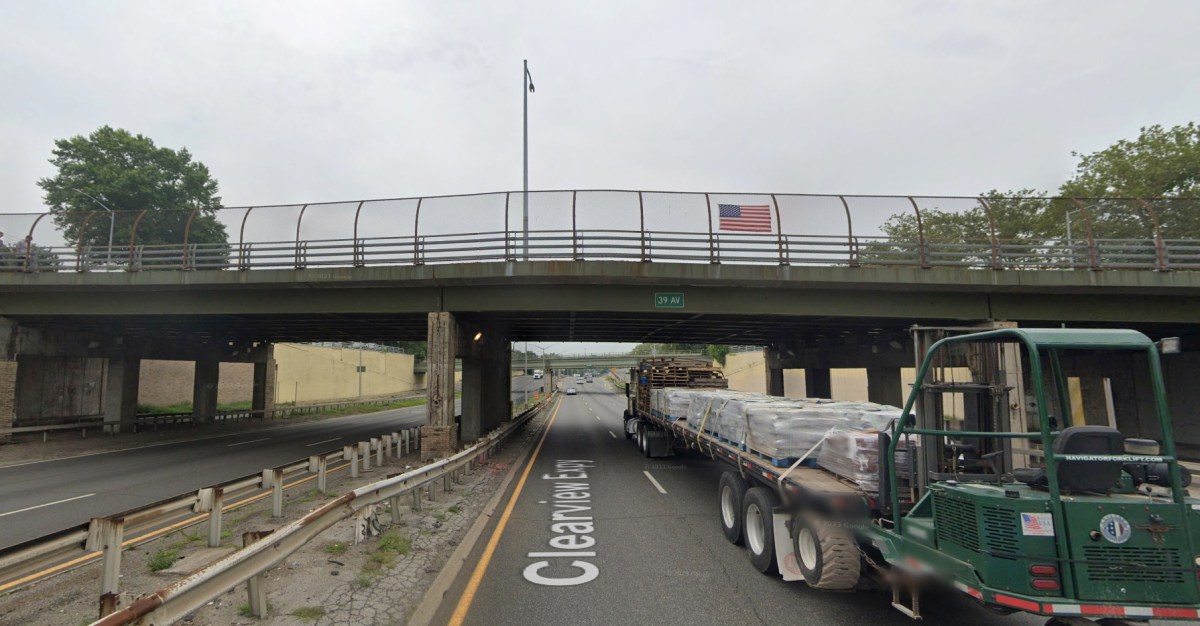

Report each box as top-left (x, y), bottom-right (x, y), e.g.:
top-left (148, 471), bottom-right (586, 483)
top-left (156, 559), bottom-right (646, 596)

top-left (636, 423), bottom-right (645, 452)
top-left (742, 487), bottom-right (781, 574)
top-left (718, 472), bottom-right (748, 545)
top-left (791, 514), bottom-right (861, 590)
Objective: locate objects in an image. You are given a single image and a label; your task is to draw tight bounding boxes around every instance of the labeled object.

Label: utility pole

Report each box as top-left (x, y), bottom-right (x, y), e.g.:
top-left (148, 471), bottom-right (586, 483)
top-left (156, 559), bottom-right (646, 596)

top-left (523, 60), bottom-right (535, 260)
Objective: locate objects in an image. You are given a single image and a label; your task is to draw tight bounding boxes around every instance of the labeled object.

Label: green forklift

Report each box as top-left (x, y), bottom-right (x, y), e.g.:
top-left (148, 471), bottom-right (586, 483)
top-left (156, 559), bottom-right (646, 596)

top-left (867, 328), bottom-right (1200, 623)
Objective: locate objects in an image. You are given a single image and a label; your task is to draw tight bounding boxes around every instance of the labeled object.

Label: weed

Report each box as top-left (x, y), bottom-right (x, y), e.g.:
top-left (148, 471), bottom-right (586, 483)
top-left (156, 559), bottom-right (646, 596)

top-left (447, 505), bottom-right (460, 514)
top-left (220, 528), bottom-right (232, 540)
top-left (378, 531), bottom-right (411, 555)
top-left (237, 602), bottom-right (273, 618)
top-left (290, 606), bottom-right (326, 621)
top-left (324, 542), bottom-right (347, 555)
top-left (147, 547), bottom-right (181, 572)
top-left (354, 573), bottom-right (372, 588)
top-left (295, 488), bottom-right (321, 504)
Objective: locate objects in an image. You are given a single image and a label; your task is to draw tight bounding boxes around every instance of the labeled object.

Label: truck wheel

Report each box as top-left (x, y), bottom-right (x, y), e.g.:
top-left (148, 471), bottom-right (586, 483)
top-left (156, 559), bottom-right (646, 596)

top-left (742, 487), bottom-right (781, 574)
top-left (791, 514), bottom-right (861, 590)
top-left (623, 411), bottom-right (634, 439)
top-left (642, 427), bottom-right (655, 457)
top-left (635, 423), bottom-right (645, 451)
top-left (718, 472), bottom-right (748, 545)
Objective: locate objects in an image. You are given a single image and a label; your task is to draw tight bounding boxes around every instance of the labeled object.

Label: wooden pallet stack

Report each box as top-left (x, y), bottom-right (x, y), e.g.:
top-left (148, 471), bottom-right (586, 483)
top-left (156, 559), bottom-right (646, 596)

top-left (635, 358), bottom-right (728, 412)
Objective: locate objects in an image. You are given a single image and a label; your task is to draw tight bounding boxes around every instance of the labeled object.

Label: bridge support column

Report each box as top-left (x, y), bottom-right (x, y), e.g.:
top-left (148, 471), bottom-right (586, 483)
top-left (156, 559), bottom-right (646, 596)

top-left (252, 347), bottom-right (276, 419)
top-left (460, 353), bottom-right (483, 443)
top-left (482, 338), bottom-right (511, 430)
top-left (0, 358), bottom-right (16, 442)
top-left (104, 357), bottom-right (140, 434)
top-left (805, 367), bottom-right (832, 399)
top-left (192, 356), bottom-right (219, 424)
top-left (422, 312), bottom-right (458, 459)
top-left (867, 366), bottom-right (903, 406)
top-left (766, 365), bottom-right (785, 397)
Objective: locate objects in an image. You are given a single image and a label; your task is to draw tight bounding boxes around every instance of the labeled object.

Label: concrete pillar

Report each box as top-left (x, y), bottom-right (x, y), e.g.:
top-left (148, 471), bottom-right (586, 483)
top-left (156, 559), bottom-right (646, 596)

top-left (0, 358), bottom-right (16, 442)
top-left (192, 357), bottom-right (219, 423)
top-left (460, 354), bottom-right (483, 443)
top-left (422, 312), bottom-right (458, 458)
top-left (103, 357), bottom-right (139, 434)
top-left (766, 365), bottom-right (785, 397)
top-left (252, 351), bottom-right (277, 419)
top-left (805, 367), bottom-right (832, 399)
top-left (481, 339), bottom-right (511, 431)
top-left (867, 366), bottom-right (904, 407)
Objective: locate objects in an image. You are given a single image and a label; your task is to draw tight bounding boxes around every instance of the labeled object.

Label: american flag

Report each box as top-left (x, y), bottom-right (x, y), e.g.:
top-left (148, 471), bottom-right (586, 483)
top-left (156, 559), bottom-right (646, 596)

top-left (718, 204), bottom-right (772, 232)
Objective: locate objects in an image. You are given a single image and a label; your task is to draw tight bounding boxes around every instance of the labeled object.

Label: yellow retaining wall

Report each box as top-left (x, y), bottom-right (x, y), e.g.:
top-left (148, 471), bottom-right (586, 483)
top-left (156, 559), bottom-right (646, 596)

top-left (139, 344), bottom-right (421, 406)
top-left (723, 351), bottom-right (922, 406)
top-left (274, 344), bottom-right (418, 405)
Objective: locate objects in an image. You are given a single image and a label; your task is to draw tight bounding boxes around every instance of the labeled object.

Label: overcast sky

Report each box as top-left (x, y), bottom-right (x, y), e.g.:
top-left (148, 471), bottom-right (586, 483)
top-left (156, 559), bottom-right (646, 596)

top-left (2, 1), bottom-right (1198, 353)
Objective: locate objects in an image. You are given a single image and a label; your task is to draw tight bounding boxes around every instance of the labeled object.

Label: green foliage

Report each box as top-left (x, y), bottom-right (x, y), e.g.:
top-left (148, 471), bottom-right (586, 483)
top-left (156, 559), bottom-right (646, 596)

top-left (290, 606), bottom-right (326, 621)
top-left (628, 343), bottom-right (729, 365)
top-left (378, 530), bottom-right (411, 555)
top-left (37, 126), bottom-right (229, 252)
top-left (324, 542), bottom-right (347, 555)
top-left (876, 123), bottom-right (1200, 249)
top-left (147, 547), bottom-right (181, 572)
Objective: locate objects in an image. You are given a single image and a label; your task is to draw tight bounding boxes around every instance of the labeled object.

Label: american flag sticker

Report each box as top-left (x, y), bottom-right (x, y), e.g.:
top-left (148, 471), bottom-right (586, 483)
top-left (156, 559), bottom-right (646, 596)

top-left (1020, 512), bottom-right (1055, 537)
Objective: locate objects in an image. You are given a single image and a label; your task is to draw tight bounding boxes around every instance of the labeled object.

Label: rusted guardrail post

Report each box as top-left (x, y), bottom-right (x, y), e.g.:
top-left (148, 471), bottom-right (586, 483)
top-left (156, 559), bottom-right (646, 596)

top-left (381, 434), bottom-right (391, 460)
top-left (345, 445), bottom-right (359, 478)
top-left (195, 487), bottom-right (224, 548)
top-left (391, 431), bottom-right (400, 456)
top-left (402, 430), bottom-right (410, 455)
top-left (87, 516), bottom-right (125, 618)
top-left (263, 468), bottom-right (285, 517)
top-left (360, 441), bottom-right (371, 471)
top-left (353, 504), bottom-right (380, 545)
top-left (243, 530), bottom-right (274, 618)
top-left (373, 437), bottom-right (383, 466)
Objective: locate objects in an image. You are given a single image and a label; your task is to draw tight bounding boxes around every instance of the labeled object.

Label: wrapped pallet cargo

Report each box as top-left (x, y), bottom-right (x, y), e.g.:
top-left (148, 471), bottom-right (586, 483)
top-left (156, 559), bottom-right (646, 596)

top-left (816, 427), bottom-right (919, 493)
top-left (662, 388), bottom-right (695, 421)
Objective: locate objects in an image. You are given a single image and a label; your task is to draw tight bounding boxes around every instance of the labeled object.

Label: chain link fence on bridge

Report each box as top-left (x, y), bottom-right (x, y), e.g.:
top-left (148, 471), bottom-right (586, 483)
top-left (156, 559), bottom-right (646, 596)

top-left (1, 191), bottom-right (1197, 273)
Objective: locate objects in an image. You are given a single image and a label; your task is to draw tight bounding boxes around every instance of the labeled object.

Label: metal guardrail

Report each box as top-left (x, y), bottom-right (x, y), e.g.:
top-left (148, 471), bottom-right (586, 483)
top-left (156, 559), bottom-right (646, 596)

top-left (0, 426), bottom-right (424, 607)
top-left (0, 393), bottom-right (427, 438)
top-left (90, 398), bottom-right (549, 625)
top-left (1, 191), bottom-right (1197, 274)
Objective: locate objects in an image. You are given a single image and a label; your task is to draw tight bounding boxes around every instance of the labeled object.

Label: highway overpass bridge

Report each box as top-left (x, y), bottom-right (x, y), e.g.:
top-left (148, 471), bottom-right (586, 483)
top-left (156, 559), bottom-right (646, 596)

top-left (415, 352), bottom-right (709, 374)
top-left (2, 190), bottom-right (1199, 457)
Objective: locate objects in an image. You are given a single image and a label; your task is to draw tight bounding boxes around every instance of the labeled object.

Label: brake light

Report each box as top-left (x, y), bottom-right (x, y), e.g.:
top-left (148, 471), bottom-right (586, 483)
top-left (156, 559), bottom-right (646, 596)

top-left (1031, 578), bottom-right (1060, 591)
top-left (1030, 564), bottom-right (1058, 577)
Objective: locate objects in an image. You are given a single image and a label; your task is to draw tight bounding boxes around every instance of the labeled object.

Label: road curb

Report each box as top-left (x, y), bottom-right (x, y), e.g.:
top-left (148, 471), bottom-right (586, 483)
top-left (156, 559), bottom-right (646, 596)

top-left (407, 404), bottom-right (551, 626)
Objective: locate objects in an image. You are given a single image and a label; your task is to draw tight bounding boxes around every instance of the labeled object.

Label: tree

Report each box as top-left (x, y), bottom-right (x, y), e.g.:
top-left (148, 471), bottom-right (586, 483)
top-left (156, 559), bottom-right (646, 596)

top-left (877, 190), bottom-right (1052, 264)
top-left (37, 126), bottom-right (229, 256)
top-left (1059, 123), bottom-right (1200, 239)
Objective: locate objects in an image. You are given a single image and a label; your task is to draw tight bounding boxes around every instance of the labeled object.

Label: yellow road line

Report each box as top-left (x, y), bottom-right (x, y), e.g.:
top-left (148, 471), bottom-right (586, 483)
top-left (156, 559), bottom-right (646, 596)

top-left (448, 396), bottom-right (563, 626)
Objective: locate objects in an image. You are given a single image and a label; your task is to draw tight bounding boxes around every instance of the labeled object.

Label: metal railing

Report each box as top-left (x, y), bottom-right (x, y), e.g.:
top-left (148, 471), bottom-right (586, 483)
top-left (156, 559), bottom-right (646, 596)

top-left (0, 392), bottom-right (427, 438)
top-left (0, 426), bottom-right (423, 605)
top-left (89, 398), bottom-right (547, 624)
top-left (1, 191), bottom-right (1197, 274)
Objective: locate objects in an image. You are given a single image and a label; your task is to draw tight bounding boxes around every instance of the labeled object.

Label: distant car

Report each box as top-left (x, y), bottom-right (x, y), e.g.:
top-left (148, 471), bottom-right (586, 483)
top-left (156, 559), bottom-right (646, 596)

top-left (566, 387), bottom-right (577, 395)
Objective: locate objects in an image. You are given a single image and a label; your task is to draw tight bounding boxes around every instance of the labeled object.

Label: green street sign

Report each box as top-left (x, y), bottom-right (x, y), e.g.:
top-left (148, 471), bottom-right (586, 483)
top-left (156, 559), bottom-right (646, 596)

top-left (654, 292), bottom-right (685, 308)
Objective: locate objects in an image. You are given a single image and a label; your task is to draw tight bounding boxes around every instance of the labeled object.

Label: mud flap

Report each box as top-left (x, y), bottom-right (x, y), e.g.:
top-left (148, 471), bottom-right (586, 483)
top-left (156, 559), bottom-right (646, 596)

top-left (774, 512), bottom-right (805, 582)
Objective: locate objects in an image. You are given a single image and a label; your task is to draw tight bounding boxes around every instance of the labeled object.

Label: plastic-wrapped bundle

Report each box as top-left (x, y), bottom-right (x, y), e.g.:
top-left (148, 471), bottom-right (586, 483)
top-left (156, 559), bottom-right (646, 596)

top-left (744, 403), bottom-right (850, 459)
top-left (816, 428), bottom-right (919, 493)
top-left (662, 388), bottom-right (695, 421)
top-left (715, 395), bottom-right (780, 447)
top-left (649, 388), bottom-right (664, 417)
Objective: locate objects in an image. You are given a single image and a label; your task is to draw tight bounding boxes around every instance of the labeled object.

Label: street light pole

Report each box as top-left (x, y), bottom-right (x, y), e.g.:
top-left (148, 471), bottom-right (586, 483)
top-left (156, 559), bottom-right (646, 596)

top-left (523, 60), bottom-right (534, 260)
top-left (71, 189), bottom-right (115, 264)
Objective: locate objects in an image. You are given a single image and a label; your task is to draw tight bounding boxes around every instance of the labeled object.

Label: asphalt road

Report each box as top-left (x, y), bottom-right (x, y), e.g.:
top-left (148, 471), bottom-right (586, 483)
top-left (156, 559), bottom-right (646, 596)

top-left (435, 382), bottom-right (1058, 626)
top-left (0, 399), bottom-right (469, 551)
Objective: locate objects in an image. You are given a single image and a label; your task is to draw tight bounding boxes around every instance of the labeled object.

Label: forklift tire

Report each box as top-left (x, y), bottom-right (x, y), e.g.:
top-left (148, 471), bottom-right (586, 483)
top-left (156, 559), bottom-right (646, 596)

top-left (742, 487), bottom-right (781, 574)
top-left (1095, 620), bottom-right (1150, 626)
top-left (792, 514), bottom-right (861, 590)
top-left (718, 472), bottom-right (748, 545)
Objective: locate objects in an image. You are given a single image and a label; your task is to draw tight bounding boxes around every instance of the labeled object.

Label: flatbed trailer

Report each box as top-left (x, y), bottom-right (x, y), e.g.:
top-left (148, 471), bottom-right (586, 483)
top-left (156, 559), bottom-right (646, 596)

top-left (621, 330), bottom-right (1200, 624)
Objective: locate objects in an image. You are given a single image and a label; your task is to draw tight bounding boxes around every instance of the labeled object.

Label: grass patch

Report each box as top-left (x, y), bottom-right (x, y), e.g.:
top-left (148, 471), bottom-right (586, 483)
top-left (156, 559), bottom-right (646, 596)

top-left (295, 488), bottom-right (322, 504)
top-left (290, 606), bottom-right (326, 621)
top-left (378, 531), bottom-right (411, 556)
top-left (237, 602), bottom-right (273, 618)
top-left (147, 547), bottom-right (181, 572)
top-left (137, 400), bottom-right (253, 414)
top-left (324, 542), bottom-right (347, 555)
top-left (447, 505), bottom-right (460, 514)
top-left (354, 573), bottom-right (373, 588)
